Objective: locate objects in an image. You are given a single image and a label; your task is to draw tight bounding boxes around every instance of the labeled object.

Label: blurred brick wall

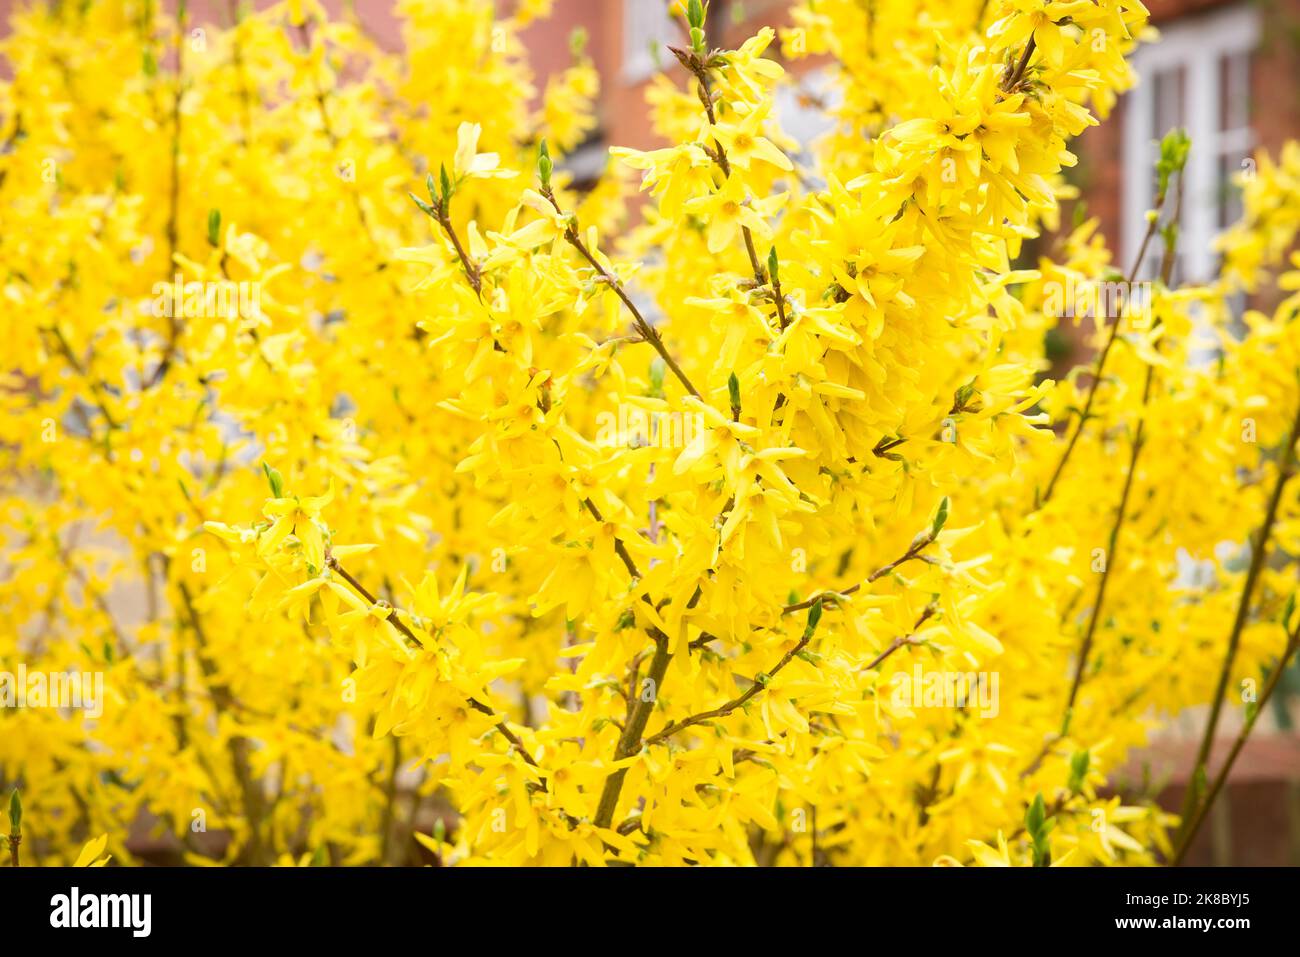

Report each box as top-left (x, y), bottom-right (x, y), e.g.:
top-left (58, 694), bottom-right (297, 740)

top-left (1075, 0), bottom-right (1300, 260)
top-left (5, 0), bottom-right (1299, 866)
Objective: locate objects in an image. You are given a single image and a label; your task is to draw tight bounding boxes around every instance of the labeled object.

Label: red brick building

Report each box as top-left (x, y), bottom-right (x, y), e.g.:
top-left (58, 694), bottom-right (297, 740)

top-left (519, 2), bottom-right (1300, 867)
top-left (330, 0), bottom-right (1300, 864)
top-left (523, 0), bottom-right (1300, 281)
top-left (4, 0), bottom-right (1298, 864)
top-left (1083, 0), bottom-right (1300, 282)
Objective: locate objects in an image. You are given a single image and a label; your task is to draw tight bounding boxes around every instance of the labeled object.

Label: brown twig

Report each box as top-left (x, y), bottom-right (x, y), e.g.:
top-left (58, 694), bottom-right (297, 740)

top-left (42, 326), bottom-right (121, 430)
top-left (177, 580), bottom-right (269, 864)
top-left (325, 555), bottom-right (546, 776)
top-left (642, 605), bottom-right (826, 748)
top-left (581, 497), bottom-right (641, 580)
top-left (1176, 394), bottom-right (1300, 838)
top-left (862, 602), bottom-right (938, 671)
top-left (593, 633), bottom-right (673, 828)
top-left (782, 531), bottom-right (939, 614)
top-left (145, 4), bottom-right (187, 389)
top-left (1049, 172), bottom-right (1186, 745)
top-left (1173, 622), bottom-right (1300, 864)
top-left (1002, 37), bottom-right (1036, 92)
top-left (1040, 187), bottom-right (1168, 505)
top-left (437, 203), bottom-right (483, 297)
top-left (294, 20), bottom-right (394, 277)
top-left (542, 187), bottom-right (700, 398)
top-left (668, 45), bottom-right (768, 285)
top-left (770, 259), bottom-right (789, 331)
top-left (326, 555), bottom-right (423, 648)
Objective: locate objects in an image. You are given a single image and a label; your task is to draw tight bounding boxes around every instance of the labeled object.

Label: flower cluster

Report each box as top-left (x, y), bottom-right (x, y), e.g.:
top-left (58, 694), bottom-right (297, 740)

top-left (2, 0), bottom-right (1298, 867)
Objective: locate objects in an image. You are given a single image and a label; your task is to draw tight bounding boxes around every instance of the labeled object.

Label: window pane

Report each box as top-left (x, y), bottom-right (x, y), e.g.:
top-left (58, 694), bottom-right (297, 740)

top-left (1152, 65), bottom-right (1186, 137)
top-left (1218, 51), bottom-right (1250, 133)
top-left (622, 0), bottom-right (680, 83)
top-left (1132, 67), bottom-right (1188, 278)
top-left (1215, 52), bottom-right (1252, 232)
top-left (1217, 153), bottom-right (1246, 230)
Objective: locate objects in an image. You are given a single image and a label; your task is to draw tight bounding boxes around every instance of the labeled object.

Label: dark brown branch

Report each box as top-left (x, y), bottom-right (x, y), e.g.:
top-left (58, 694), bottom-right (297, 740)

top-left (1002, 36), bottom-right (1036, 92)
top-left (326, 554), bottom-right (423, 648)
top-left (1173, 622), bottom-right (1300, 864)
top-left (593, 633), bottom-right (673, 828)
top-left (643, 606), bottom-right (827, 748)
top-left (782, 533), bottom-right (938, 614)
top-left (326, 555), bottom-right (546, 777)
top-left (542, 187), bottom-right (700, 398)
top-left (581, 497), bottom-right (641, 580)
top-left (1039, 185), bottom-right (1168, 506)
top-left (1176, 395), bottom-right (1300, 837)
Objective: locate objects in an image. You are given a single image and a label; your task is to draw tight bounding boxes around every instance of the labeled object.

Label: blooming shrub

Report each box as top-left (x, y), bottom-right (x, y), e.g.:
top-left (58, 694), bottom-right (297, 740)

top-left (2, 0), bottom-right (1300, 867)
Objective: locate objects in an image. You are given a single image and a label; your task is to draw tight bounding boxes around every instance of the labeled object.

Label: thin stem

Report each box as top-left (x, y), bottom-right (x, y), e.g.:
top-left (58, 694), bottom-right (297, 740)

top-left (782, 533), bottom-right (938, 614)
top-left (1059, 405), bottom-right (1145, 730)
top-left (862, 602), bottom-right (938, 671)
top-left (1172, 624), bottom-right (1300, 865)
top-left (1052, 181), bottom-right (1184, 746)
top-left (771, 266), bottom-right (789, 331)
top-left (410, 225), bottom-right (667, 818)
top-left (325, 555), bottom-right (545, 775)
top-left (670, 45), bottom-right (767, 284)
top-left (226, 0), bottom-right (254, 143)
top-left (1157, 175), bottom-right (1185, 288)
top-left (437, 205), bottom-right (482, 297)
top-left (146, 4), bottom-right (186, 388)
top-left (646, 600), bottom-right (928, 757)
top-left (543, 187), bottom-right (700, 398)
top-left (582, 496), bottom-right (641, 579)
top-left (178, 580), bottom-right (268, 864)
top-left (1040, 194), bottom-right (1166, 505)
top-left (644, 623), bottom-right (817, 748)
top-left (1176, 395), bottom-right (1300, 837)
top-left (379, 736), bottom-right (402, 865)
top-left (43, 326), bottom-right (121, 430)
top-left (326, 555), bottom-right (423, 648)
top-left (293, 21), bottom-right (393, 276)
top-left (466, 699), bottom-right (541, 770)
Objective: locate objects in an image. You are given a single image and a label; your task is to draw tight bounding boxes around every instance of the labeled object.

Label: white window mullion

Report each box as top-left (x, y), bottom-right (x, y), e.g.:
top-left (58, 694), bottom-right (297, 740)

top-left (1185, 52), bottom-right (1216, 282)
top-left (1122, 4), bottom-right (1261, 282)
top-left (1122, 77), bottom-right (1154, 273)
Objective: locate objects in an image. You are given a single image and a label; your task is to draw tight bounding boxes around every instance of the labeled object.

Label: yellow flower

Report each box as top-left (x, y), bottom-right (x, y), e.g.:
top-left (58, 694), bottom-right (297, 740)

top-left (73, 834), bottom-right (112, 867)
top-left (709, 102), bottom-right (792, 172)
top-left (452, 122), bottom-right (516, 182)
top-left (260, 482), bottom-right (334, 572)
top-left (684, 174), bottom-right (785, 254)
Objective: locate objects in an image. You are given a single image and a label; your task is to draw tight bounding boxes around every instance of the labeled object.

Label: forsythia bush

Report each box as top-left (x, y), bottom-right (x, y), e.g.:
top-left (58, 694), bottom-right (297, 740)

top-left (3, 0), bottom-right (1300, 867)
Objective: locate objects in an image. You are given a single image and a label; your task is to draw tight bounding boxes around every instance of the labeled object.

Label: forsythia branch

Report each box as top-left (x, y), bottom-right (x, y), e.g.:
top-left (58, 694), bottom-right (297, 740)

top-left (1177, 391), bottom-right (1300, 838)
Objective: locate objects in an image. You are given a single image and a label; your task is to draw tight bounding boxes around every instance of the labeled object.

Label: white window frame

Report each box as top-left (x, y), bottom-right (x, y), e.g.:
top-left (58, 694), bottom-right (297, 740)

top-left (622, 0), bottom-right (682, 84)
top-left (1122, 4), bottom-right (1260, 283)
